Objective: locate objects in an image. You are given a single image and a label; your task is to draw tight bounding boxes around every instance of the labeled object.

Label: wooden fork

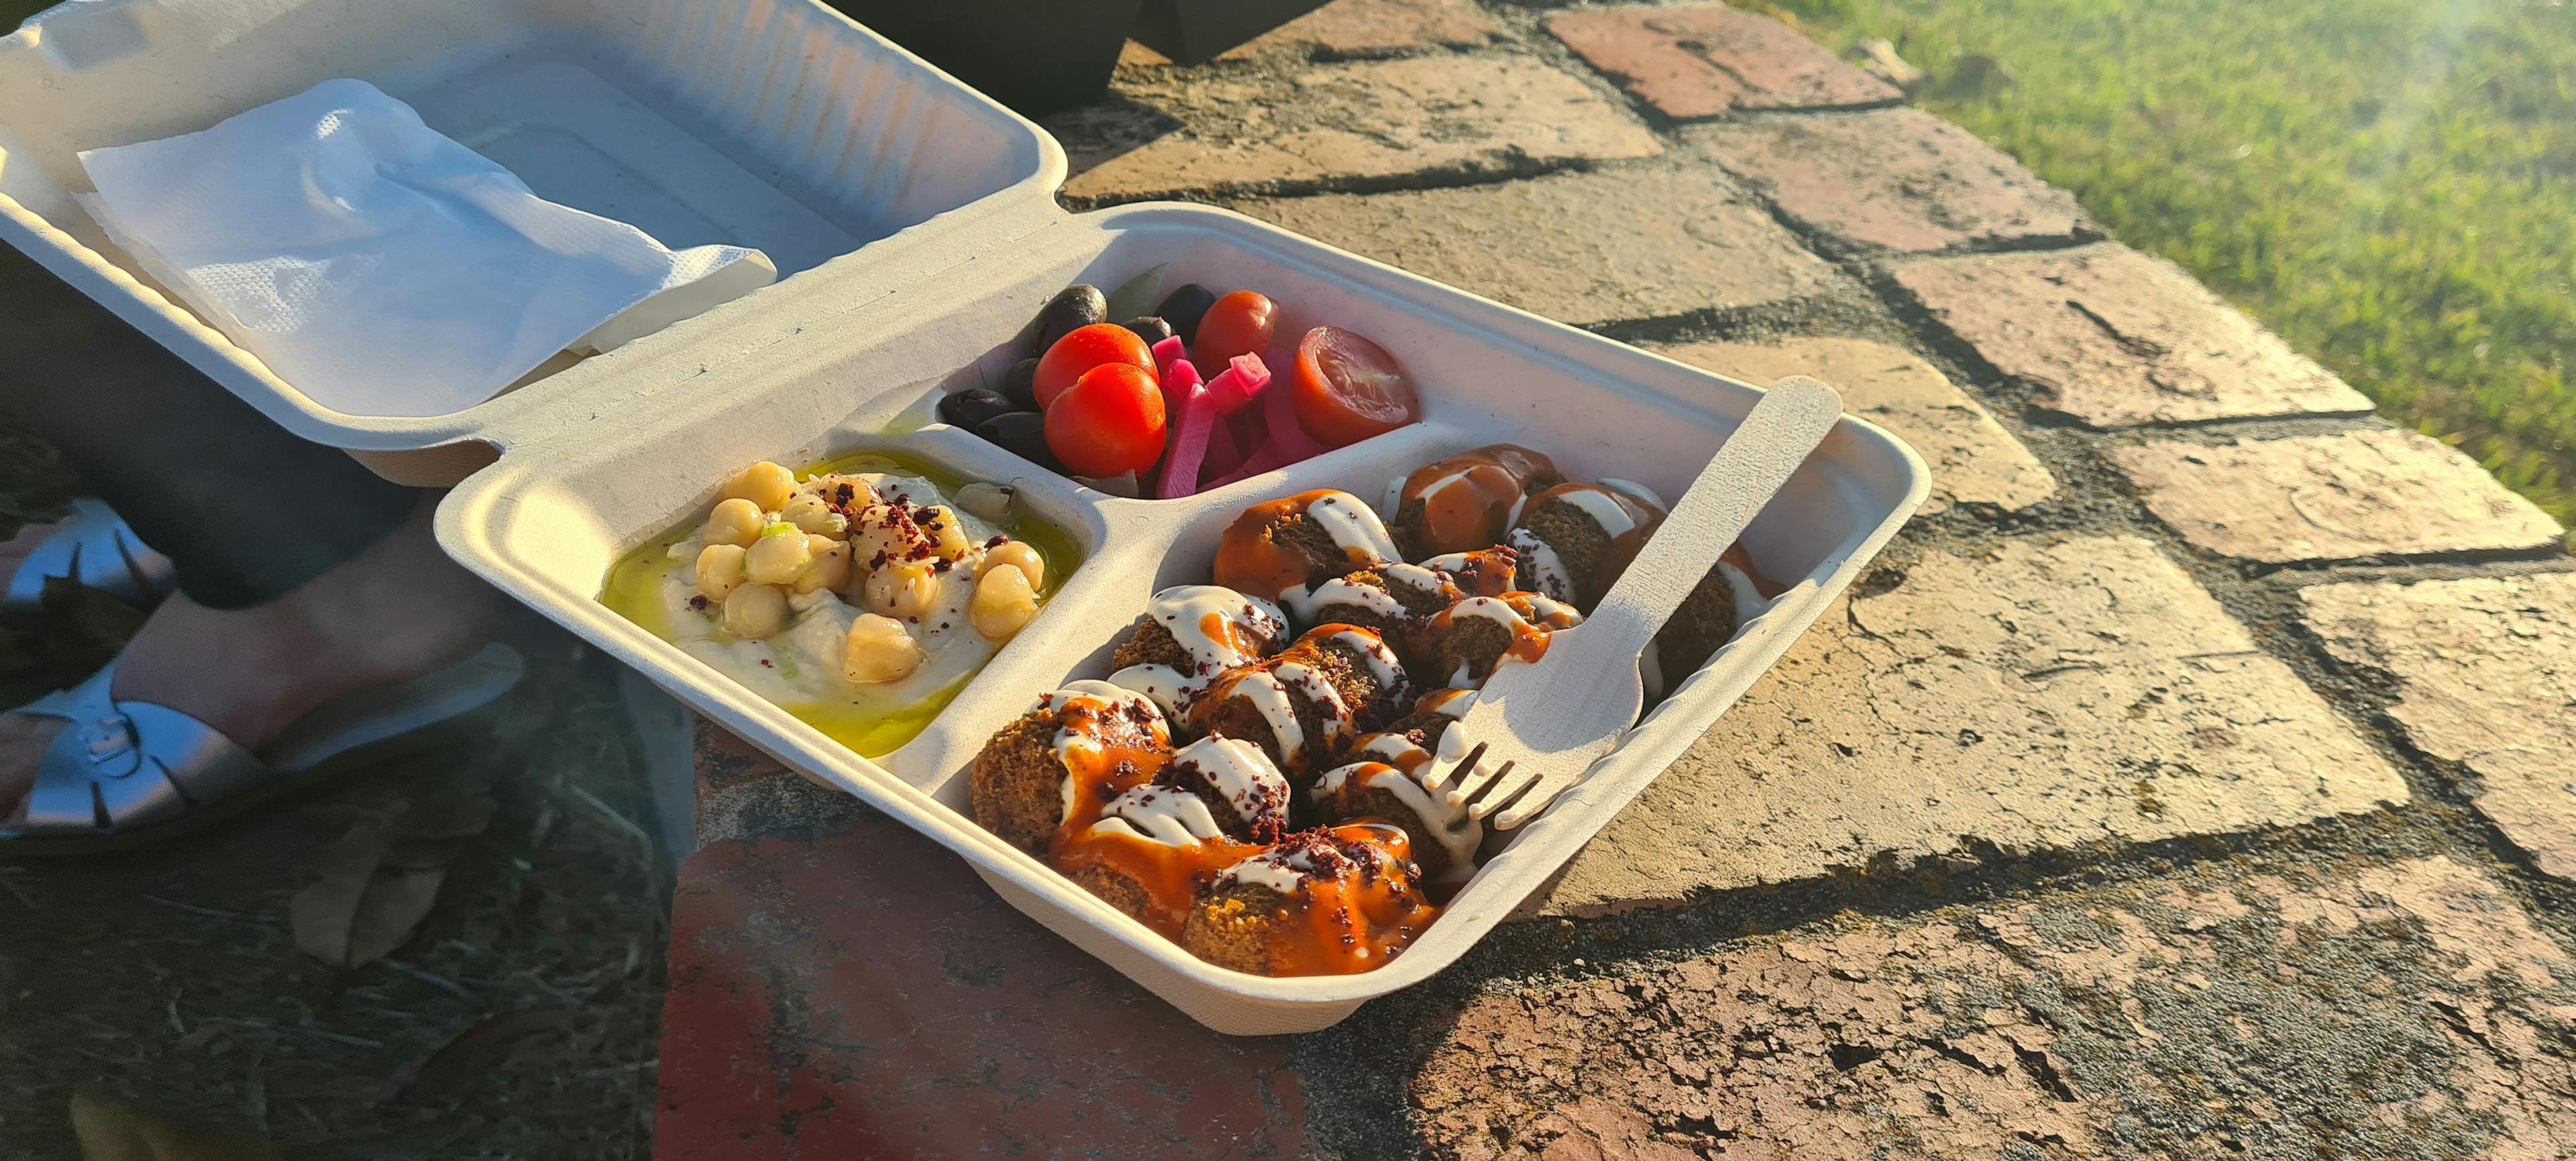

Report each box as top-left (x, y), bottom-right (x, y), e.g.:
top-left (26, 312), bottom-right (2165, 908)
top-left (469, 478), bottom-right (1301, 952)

top-left (1419, 376), bottom-right (1846, 830)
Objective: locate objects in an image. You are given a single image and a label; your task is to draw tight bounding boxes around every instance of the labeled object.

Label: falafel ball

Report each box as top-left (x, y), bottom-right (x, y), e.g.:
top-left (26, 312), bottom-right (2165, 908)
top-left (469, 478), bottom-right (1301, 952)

top-left (1106, 585), bottom-right (1291, 715)
top-left (1383, 444), bottom-right (1563, 559)
top-left (969, 680), bottom-right (1171, 854)
top-left (1212, 489), bottom-right (1401, 601)
top-left (1312, 760), bottom-right (1482, 882)
top-left (1508, 483), bottom-right (1666, 609)
top-left (1179, 825), bottom-right (1439, 976)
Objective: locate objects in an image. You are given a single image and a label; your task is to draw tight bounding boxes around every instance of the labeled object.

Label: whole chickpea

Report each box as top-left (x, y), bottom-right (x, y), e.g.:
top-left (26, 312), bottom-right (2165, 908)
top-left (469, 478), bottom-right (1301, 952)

top-left (781, 492), bottom-right (843, 537)
top-left (863, 561), bottom-right (940, 620)
top-left (702, 498), bottom-right (765, 548)
top-left (970, 563), bottom-right (1038, 641)
top-left (695, 543), bottom-right (749, 601)
top-left (842, 613), bottom-right (922, 684)
top-left (723, 460), bottom-right (798, 511)
top-left (796, 536), bottom-right (852, 595)
top-left (981, 540), bottom-right (1044, 591)
top-left (722, 583), bottom-right (790, 639)
top-left (744, 525), bottom-right (814, 585)
top-left (918, 505), bottom-right (974, 560)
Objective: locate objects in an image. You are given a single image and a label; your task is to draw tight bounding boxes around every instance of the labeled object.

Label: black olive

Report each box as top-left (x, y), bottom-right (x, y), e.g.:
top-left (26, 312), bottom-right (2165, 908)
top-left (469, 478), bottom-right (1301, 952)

top-left (1000, 356), bottom-right (1042, 410)
top-left (975, 411), bottom-right (1061, 470)
top-left (1032, 284), bottom-right (1107, 354)
top-left (936, 387), bottom-right (1019, 431)
top-left (1155, 284), bottom-right (1218, 344)
top-left (1121, 316), bottom-right (1175, 347)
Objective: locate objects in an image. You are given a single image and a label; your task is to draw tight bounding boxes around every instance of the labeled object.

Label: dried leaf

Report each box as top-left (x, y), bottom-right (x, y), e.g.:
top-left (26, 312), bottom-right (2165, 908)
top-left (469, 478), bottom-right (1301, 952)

top-left (69, 1090), bottom-right (278, 1161)
top-left (288, 820), bottom-right (447, 968)
top-left (38, 576), bottom-right (143, 673)
top-left (378, 1008), bottom-right (579, 1104)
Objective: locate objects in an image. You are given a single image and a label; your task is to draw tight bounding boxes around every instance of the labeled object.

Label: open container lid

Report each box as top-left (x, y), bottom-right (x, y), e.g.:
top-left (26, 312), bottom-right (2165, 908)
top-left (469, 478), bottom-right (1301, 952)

top-left (0, 0), bottom-right (1066, 474)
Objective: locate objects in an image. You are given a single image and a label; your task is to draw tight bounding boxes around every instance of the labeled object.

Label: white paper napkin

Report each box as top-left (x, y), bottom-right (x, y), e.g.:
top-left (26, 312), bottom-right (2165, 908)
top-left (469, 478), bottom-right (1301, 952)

top-left (76, 79), bottom-right (775, 418)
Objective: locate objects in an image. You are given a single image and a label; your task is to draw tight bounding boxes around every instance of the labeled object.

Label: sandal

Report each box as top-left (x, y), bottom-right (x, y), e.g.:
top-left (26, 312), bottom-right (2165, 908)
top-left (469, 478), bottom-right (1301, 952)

top-left (1, 642), bottom-right (524, 854)
top-left (3, 497), bottom-right (178, 615)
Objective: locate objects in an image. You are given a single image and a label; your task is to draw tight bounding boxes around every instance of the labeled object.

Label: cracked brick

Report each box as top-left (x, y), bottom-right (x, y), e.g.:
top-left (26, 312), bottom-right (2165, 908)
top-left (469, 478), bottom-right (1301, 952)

top-left (1534, 536), bottom-right (2406, 916)
top-left (1546, 3), bottom-right (1900, 119)
top-left (2110, 427), bottom-right (2565, 563)
top-left (1051, 55), bottom-right (1660, 205)
top-left (2302, 573), bottom-right (2576, 880)
top-left (1232, 166), bottom-right (1841, 327)
top-left (1690, 109), bottom-right (2101, 253)
top-left (1894, 245), bottom-right (2374, 427)
top-left (1420, 856), bottom-right (2576, 1158)
top-left (1657, 336), bottom-right (2055, 514)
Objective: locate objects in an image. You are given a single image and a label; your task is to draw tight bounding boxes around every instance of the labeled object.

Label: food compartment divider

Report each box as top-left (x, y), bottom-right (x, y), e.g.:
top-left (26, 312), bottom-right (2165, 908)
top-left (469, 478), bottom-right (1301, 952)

top-left (436, 202), bottom-right (1931, 1034)
top-left (0, 0), bottom-right (1065, 468)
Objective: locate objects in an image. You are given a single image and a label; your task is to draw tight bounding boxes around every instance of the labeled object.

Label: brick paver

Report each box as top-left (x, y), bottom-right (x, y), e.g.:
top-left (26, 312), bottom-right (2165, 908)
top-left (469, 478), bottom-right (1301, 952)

top-left (656, 815), bottom-right (1303, 1158)
top-left (1546, 4), bottom-right (1900, 119)
top-left (1233, 166), bottom-right (1841, 327)
top-left (1693, 109), bottom-right (2100, 253)
top-left (1534, 536), bottom-right (2406, 916)
top-left (2111, 428), bottom-right (2567, 564)
top-left (1422, 856), bottom-right (2576, 1158)
top-left (1894, 245), bottom-right (2375, 426)
top-left (2302, 573), bottom-right (2576, 879)
top-left (1657, 336), bottom-right (2056, 514)
top-left (1053, 55), bottom-right (1660, 205)
top-left (1220, 0), bottom-right (1503, 59)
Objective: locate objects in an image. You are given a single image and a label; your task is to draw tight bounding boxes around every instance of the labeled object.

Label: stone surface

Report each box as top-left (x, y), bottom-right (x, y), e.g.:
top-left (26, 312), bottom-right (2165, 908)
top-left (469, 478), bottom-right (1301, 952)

top-left (1656, 336), bottom-right (2056, 514)
top-left (1053, 55), bottom-right (1661, 205)
top-left (1419, 856), bottom-right (2576, 1158)
top-left (1220, 0), bottom-right (1505, 59)
top-left (1546, 3), bottom-right (1901, 119)
top-left (2302, 573), bottom-right (2576, 879)
top-left (656, 824), bottom-right (1304, 1159)
top-left (2110, 428), bottom-right (2567, 564)
top-left (1535, 536), bottom-right (2407, 915)
top-left (1232, 166), bottom-right (1841, 327)
top-left (1691, 109), bottom-right (2101, 253)
top-left (1894, 245), bottom-right (2376, 427)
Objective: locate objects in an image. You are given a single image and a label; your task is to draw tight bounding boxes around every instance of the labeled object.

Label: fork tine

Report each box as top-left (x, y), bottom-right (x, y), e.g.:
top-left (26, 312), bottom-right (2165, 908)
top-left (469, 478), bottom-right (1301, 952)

top-left (1463, 767), bottom-right (1535, 823)
top-left (1489, 770), bottom-right (1580, 831)
top-left (1463, 756), bottom-right (1514, 813)
top-left (1431, 740), bottom-right (1489, 806)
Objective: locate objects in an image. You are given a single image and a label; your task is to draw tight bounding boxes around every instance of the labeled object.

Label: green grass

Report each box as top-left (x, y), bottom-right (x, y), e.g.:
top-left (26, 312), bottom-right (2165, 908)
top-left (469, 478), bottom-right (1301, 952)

top-left (1752, 0), bottom-right (2576, 521)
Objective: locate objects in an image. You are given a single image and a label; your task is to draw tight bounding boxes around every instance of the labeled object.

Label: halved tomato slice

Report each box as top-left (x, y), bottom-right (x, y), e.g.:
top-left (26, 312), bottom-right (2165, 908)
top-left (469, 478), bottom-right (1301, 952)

top-left (1291, 326), bottom-right (1419, 448)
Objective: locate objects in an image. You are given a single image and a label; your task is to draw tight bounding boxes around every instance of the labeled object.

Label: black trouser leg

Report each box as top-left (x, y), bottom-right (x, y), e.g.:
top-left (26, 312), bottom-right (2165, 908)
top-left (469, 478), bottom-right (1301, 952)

top-left (0, 244), bottom-right (420, 609)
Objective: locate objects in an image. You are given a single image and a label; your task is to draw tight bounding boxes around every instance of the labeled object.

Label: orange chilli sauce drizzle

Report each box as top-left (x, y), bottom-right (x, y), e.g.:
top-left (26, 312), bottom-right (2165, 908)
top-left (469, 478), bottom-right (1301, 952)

top-left (1265, 823), bottom-right (1441, 976)
top-left (1038, 690), bottom-right (1201, 933)
top-left (1053, 827), bottom-right (1264, 940)
top-left (1400, 447), bottom-right (1556, 558)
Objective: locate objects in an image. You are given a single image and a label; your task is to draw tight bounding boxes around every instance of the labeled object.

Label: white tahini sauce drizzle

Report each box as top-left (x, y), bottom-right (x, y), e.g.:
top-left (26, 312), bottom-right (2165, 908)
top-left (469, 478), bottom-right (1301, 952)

top-left (1091, 785), bottom-right (1228, 846)
top-left (1554, 485), bottom-right (1648, 538)
top-left (1303, 491), bottom-right (1403, 565)
top-left (1272, 662), bottom-right (1350, 746)
top-left (1506, 527), bottom-right (1578, 605)
top-left (1167, 736), bottom-right (1289, 830)
top-left (1596, 478), bottom-right (1666, 510)
top-left (1312, 761), bottom-right (1483, 878)
top-left (1284, 576), bottom-right (1408, 623)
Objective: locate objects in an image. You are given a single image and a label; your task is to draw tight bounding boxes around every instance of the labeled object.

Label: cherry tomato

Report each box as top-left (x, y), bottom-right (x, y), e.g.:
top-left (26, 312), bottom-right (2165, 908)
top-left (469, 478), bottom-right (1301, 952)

top-left (1292, 326), bottom-right (1419, 447)
top-left (1190, 291), bottom-right (1277, 368)
top-left (1045, 362), bottom-right (1168, 478)
top-left (1034, 323), bottom-right (1155, 409)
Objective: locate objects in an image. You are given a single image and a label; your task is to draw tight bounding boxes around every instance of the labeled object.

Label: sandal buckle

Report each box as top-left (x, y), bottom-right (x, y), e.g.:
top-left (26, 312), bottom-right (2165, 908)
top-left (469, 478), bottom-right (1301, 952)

top-left (81, 714), bottom-right (142, 778)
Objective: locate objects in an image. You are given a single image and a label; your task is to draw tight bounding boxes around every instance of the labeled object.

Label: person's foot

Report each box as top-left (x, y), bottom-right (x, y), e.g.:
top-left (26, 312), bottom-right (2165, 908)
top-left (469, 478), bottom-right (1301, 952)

top-left (0, 503), bottom-right (498, 822)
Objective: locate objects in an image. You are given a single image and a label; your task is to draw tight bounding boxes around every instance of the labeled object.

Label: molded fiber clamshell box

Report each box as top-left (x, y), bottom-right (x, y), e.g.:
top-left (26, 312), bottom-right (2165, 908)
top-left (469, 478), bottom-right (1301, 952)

top-left (0, 0), bottom-right (1063, 482)
top-left (434, 202), bottom-right (1930, 1034)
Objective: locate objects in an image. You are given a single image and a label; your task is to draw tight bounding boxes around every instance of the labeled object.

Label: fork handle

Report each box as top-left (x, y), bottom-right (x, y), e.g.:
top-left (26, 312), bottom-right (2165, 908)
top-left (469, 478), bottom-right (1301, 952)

top-left (1566, 376), bottom-right (1845, 664)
